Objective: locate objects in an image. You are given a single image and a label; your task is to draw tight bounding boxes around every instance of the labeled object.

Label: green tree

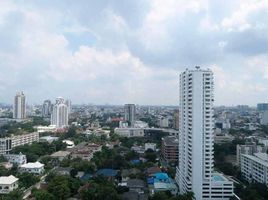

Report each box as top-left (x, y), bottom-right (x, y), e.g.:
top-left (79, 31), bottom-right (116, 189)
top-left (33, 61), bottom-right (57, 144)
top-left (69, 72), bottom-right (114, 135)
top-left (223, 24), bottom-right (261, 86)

top-left (34, 190), bottom-right (55, 200)
top-left (18, 172), bottom-right (40, 189)
top-left (145, 149), bottom-right (157, 162)
top-left (2, 189), bottom-right (23, 200)
top-left (47, 176), bottom-right (71, 200)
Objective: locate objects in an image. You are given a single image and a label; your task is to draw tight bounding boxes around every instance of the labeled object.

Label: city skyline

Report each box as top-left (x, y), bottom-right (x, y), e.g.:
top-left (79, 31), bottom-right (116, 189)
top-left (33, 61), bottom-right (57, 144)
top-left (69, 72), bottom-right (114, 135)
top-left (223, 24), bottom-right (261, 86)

top-left (0, 1), bottom-right (268, 106)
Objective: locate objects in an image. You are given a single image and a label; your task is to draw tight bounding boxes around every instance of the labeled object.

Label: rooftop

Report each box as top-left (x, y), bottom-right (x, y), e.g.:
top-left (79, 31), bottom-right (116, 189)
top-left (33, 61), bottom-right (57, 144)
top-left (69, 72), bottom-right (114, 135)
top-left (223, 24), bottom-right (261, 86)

top-left (0, 175), bottom-right (18, 184)
top-left (242, 153), bottom-right (268, 167)
top-left (162, 136), bottom-right (179, 146)
top-left (20, 161), bottom-right (44, 168)
top-left (96, 169), bottom-right (118, 177)
top-left (51, 151), bottom-right (71, 158)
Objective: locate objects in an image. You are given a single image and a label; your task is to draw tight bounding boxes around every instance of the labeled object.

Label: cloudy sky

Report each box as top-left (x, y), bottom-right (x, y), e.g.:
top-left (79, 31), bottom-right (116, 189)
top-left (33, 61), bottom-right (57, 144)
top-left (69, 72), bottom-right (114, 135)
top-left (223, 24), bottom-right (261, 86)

top-left (0, 0), bottom-right (268, 106)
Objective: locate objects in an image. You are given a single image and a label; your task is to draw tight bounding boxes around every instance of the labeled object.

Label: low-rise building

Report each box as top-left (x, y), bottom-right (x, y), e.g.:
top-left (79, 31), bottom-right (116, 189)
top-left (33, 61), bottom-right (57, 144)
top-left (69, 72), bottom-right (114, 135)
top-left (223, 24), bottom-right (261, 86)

top-left (3, 152), bottom-right (27, 165)
top-left (241, 153), bottom-right (268, 186)
top-left (236, 144), bottom-right (267, 166)
top-left (114, 128), bottom-right (144, 137)
top-left (36, 125), bottom-right (57, 133)
top-left (63, 140), bottom-right (75, 149)
top-left (0, 175), bottom-right (18, 194)
top-left (145, 143), bottom-right (156, 151)
top-left (20, 161), bottom-right (44, 175)
top-left (70, 143), bottom-right (102, 161)
top-left (161, 136), bottom-right (179, 163)
top-left (39, 136), bottom-right (59, 143)
top-left (0, 132), bottom-right (39, 154)
top-left (50, 151), bottom-right (70, 161)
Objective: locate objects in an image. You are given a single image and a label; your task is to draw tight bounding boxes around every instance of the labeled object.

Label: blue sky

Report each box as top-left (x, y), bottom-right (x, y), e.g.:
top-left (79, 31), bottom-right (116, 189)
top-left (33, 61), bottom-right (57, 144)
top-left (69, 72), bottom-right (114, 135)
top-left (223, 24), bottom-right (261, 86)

top-left (0, 0), bottom-right (268, 106)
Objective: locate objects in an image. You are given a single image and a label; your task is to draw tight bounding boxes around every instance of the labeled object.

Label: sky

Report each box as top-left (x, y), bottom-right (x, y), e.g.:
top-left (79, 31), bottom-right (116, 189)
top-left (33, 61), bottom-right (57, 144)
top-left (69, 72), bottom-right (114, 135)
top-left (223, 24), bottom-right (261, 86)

top-left (0, 0), bottom-right (268, 106)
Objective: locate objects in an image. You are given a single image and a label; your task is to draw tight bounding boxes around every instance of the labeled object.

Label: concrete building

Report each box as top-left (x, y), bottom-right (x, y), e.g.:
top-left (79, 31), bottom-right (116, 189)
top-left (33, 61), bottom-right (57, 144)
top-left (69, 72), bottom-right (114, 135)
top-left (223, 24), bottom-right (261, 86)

top-left (175, 67), bottom-right (233, 200)
top-left (145, 143), bottom-right (156, 151)
top-left (124, 104), bottom-right (136, 127)
top-left (65, 99), bottom-right (72, 114)
top-left (257, 103), bottom-right (268, 111)
top-left (237, 144), bottom-right (267, 166)
top-left (13, 91), bottom-right (26, 119)
top-left (158, 116), bottom-right (169, 128)
top-left (0, 132), bottom-right (39, 154)
top-left (0, 175), bottom-right (18, 194)
top-left (173, 110), bottom-right (180, 130)
top-left (161, 136), bottom-right (179, 163)
top-left (260, 110), bottom-right (268, 125)
top-left (3, 153), bottom-right (27, 165)
top-left (42, 100), bottom-right (52, 118)
top-left (114, 127), bottom-right (144, 137)
top-left (51, 97), bottom-right (68, 128)
top-left (20, 161), bottom-right (44, 174)
top-left (241, 153), bottom-right (268, 186)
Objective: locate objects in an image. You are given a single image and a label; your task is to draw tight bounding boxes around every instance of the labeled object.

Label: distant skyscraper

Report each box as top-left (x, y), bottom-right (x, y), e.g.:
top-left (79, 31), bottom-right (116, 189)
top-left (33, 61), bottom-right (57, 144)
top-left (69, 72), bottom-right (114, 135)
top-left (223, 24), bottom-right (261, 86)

top-left (124, 104), bottom-right (136, 126)
top-left (175, 67), bottom-right (233, 200)
top-left (257, 103), bottom-right (268, 111)
top-left (13, 92), bottom-right (26, 119)
top-left (173, 109), bottom-right (179, 130)
top-left (42, 100), bottom-right (52, 118)
top-left (65, 99), bottom-right (72, 114)
top-left (51, 97), bottom-right (68, 128)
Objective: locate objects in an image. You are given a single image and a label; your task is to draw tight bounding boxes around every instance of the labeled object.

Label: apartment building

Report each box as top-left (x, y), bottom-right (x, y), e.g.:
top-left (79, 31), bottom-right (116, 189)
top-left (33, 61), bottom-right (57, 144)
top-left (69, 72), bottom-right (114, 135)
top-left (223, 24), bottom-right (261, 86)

top-left (175, 67), bottom-right (234, 200)
top-left (161, 136), bottom-right (179, 163)
top-left (0, 132), bottom-right (39, 154)
top-left (241, 153), bottom-right (268, 186)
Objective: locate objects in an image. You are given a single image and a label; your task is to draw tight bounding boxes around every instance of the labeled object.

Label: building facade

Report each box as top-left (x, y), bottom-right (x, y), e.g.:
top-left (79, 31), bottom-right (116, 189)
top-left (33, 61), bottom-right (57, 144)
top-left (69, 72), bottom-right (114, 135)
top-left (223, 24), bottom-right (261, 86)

top-left (0, 132), bottom-right (39, 154)
top-left (51, 97), bottom-right (68, 128)
top-left (161, 136), bottom-right (179, 163)
top-left (42, 100), bottom-right (52, 118)
top-left (13, 91), bottom-right (26, 119)
top-left (20, 161), bottom-right (44, 174)
top-left (257, 103), bottom-right (268, 111)
top-left (3, 153), bottom-right (27, 165)
top-left (0, 175), bottom-right (18, 194)
top-left (175, 67), bottom-right (233, 200)
top-left (173, 110), bottom-right (180, 130)
top-left (241, 153), bottom-right (268, 186)
top-left (124, 104), bottom-right (136, 127)
top-left (236, 144), bottom-right (267, 166)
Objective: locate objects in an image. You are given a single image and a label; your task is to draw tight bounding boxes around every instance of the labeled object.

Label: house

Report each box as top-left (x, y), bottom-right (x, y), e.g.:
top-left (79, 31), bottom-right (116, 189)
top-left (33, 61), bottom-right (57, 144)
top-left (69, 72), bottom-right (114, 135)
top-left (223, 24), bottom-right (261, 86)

top-left (50, 151), bottom-right (70, 161)
top-left (146, 166), bottom-right (161, 176)
top-left (147, 172), bottom-right (178, 195)
top-left (0, 175), bottom-right (18, 194)
top-left (3, 152), bottom-right (27, 165)
top-left (121, 168), bottom-right (141, 182)
top-left (121, 191), bottom-right (148, 200)
top-left (20, 161), bottom-right (44, 174)
top-left (127, 179), bottom-right (145, 194)
top-left (55, 167), bottom-right (73, 176)
top-left (96, 169), bottom-right (118, 179)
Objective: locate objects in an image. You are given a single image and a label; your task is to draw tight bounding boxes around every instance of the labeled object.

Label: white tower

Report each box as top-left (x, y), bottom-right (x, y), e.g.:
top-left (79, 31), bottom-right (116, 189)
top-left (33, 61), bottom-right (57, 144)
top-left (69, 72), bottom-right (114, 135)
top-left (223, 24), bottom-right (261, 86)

top-left (13, 92), bottom-right (26, 119)
top-left (51, 97), bottom-right (68, 128)
top-left (175, 67), bottom-right (233, 200)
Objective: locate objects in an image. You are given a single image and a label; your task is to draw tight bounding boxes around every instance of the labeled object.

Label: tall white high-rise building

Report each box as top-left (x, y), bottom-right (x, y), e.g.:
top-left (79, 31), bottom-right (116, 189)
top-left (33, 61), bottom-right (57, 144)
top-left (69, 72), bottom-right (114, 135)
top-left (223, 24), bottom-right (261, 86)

top-left (13, 92), bottom-right (26, 119)
top-left (124, 104), bottom-right (136, 126)
top-left (51, 97), bottom-right (68, 128)
top-left (175, 67), bottom-right (233, 200)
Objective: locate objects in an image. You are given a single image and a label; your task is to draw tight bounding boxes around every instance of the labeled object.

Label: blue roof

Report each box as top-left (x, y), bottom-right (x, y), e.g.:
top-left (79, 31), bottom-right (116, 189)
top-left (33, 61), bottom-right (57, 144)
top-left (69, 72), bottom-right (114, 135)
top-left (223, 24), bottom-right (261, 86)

top-left (80, 173), bottom-right (93, 181)
top-left (130, 159), bottom-right (141, 164)
top-left (96, 169), bottom-right (118, 177)
top-left (153, 173), bottom-right (169, 180)
top-left (147, 177), bottom-right (154, 185)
